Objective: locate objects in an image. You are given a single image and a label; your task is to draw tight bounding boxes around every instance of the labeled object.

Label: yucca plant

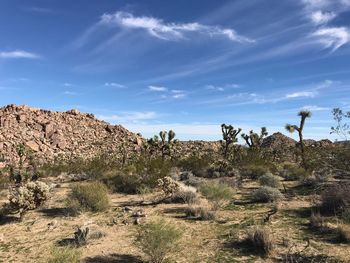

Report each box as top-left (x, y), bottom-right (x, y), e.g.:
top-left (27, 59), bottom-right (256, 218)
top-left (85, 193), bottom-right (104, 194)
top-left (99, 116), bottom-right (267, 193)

top-left (221, 124), bottom-right (241, 159)
top-left (285, 110), bottom-right (311, 167)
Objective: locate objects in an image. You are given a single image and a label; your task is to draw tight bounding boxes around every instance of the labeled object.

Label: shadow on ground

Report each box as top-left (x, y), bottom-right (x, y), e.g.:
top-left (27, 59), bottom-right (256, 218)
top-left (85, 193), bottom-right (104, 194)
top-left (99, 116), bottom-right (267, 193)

top-left (84, 254), bottom-right (143, 263)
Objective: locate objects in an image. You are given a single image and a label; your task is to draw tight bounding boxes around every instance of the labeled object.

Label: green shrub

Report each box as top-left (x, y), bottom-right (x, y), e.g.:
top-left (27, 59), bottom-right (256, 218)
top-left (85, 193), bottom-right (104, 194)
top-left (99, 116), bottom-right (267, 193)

top-left (246, 227), bottom-right (274, 256)
top-left (242, 165), bottom-right (270, 180)
top-left (252, 186), bottom-right (283, 203)
top-left (321, 183), bottom-right (350, 215)
top-left (69, 182), bottom-right (109, 212)
top-left (47, 246), bottom-right (82, 263)
top-left (259, 173), bottom-right (280, 188)
top-left (103, 156), bottom-right (171, 194)
top-left (135, 219), bottom-right (183, 263)
top-left (200, 181), bottom-right (234, 210)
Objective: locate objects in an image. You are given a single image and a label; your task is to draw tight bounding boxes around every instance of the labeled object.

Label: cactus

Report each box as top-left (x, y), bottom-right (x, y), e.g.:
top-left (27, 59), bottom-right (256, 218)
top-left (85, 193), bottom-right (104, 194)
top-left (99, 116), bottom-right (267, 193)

top-left (74, 227), bottom-right (89, 246)
top-left (8, 181), bottom-right (50, 220)
top-left (285, 111), bottom-right (311, 167)
top-left (221, 124), bottom-right (242, 159)
top-left (241, 127), bottom-right (268, 148)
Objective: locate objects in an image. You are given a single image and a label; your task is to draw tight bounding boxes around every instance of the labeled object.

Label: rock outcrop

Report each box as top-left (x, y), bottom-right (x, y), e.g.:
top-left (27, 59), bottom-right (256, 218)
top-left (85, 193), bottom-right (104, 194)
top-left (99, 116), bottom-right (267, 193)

top-left (0, 104), bottom-right (142, 164)
top-left (261, 132), bottom-right (297, 148)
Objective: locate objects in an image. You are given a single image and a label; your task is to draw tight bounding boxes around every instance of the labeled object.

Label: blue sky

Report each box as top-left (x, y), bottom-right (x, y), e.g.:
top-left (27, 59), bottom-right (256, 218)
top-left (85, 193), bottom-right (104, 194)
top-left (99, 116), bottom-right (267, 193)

top-left (1, 0), bottom-right (350, 141)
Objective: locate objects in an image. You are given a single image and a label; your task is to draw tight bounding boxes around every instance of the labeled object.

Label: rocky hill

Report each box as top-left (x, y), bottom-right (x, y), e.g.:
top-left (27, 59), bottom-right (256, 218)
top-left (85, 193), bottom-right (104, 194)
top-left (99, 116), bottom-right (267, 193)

top-left (0, 104), bottom-right (143, 165)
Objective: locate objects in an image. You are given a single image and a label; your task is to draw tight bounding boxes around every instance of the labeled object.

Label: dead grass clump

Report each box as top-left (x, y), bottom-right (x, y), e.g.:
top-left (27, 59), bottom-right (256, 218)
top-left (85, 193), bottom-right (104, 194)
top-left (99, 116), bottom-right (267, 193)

top-left (320, 183), bottom-right (350, 215)
top-left (246, 227), bottom-right (274, 256)
top-left (335, 224), bottom-right (350, 243)
top-left (47, 246), bottom-right (82, 263)
top-left (170, 189), bottom-right (199, 205)
top-left (68, 181), bottom-right (109, 213)
top-left (185, 206), bottom-right (216, 221)
top-left (135, 219), bottom-right (183, 263)
top-left (309, 212), bottom-right (326, 230)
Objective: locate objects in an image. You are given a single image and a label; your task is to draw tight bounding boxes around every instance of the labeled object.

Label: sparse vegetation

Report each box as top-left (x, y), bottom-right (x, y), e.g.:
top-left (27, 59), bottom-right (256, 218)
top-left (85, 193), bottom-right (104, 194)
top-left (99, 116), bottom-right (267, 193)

top-left (200, 181), bottom-right (234, 209)
top-left (320, 183), bottom-right (350, 215)
top-left (135, 219), bottom-right (183, 263)
top-left (246, 227), bottom-right (274, 256)
top-left (259, 173), bottom-right (280, 188)
top-left (68, 181), bottom-right (109, 213)
top-left (252, 186), bottom-right (283, 203)
top-left (47, 246), bottom-right (82, 263)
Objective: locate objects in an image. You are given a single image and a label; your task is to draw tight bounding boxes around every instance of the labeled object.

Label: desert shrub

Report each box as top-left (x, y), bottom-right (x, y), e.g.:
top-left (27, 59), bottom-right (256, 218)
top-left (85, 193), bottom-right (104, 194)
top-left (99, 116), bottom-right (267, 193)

top-left (103, 156), bottom-right (171, 194)
top-left (320, 183), bottom-right (350, 215)
top-left (180, 172), bottom-right (203, 188)
top-left (259, 173), bottom-right (280, 188)
top-left (252, 186), bottom-right (283, 203)
top-left (135, 219), bottom-right (183, 263)
top-left (242, 165), bottom-right (270, 180)
top-left (246, 227), bottom-right (274, 256)
top-left (178, 154), bottom-right (213, 173)
top-left (185, 206), bottom-right (216, 221)
top-left (8, 181), bottom-right (50, 219)
top-left (170, 188), bottom-right (199, 205)
top-left (335, 224), bottom-right (350, 243)
top-left (200, 181), bottom-right (234, 210)
top-left (279, 164), bottom-right (309, 181)
top-left (69, 182), bottom-right (109, 212)
top-left (47, 246), bottom-right (82, 263)
top-left (219, 177), bottom-right (241, 188)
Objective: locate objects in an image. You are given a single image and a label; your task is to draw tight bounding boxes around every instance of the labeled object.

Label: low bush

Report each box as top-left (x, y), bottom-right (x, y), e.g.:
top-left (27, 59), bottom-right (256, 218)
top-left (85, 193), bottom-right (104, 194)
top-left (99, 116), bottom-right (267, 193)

top-left (246, 227), bottom-right (274, 256)
top-left (69, 182), bottom-right (109, 213)
top-left (242, 165), bottom-right (270, 180)
top-left (252, 186), bottom-right (283, 203)
top-left (135, 219), bottom-right (183, 263)
top-left (200, 181), bottom-right (234, 210)
top-left (320, 183), bottom-right (350, 215)
top-left (185, 206), bottom-right (216, 221)
top-left (259, 173), bottom-right (280, 188)
top-left (47, 246), bottom-right (82, 263)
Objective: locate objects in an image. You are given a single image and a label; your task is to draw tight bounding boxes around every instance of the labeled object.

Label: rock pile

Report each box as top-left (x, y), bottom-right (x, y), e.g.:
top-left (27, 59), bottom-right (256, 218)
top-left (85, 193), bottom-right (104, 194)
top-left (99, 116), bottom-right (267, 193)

top-left (0, 104), bottom-right (143, 164)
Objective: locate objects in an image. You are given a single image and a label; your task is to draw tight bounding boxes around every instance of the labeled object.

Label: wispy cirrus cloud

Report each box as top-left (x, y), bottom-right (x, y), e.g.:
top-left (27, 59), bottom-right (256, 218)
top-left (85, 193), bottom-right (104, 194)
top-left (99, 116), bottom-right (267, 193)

top-left (311, 27), bottom-right (350, 51)
top-left (301, 105), bottom-right (330, 111)
top-left (99, 11), bottom-right (254, 43)
top-left (286, 91), bottom-right (317, 98)
top-left (63, 91), bottom-right (77, 95)
top-left (310, 10), bottom-right (336, 25)
top-left (206, 83), bottom-right (240, 92)
top-left (0, 50), bottom-right (40, 59)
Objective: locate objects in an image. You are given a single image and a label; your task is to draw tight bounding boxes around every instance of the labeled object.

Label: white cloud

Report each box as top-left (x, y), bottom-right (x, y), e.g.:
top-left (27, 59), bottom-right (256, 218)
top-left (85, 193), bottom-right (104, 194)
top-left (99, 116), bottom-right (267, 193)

top-left (98, 111), bottom-right (158, 124)
top-left (310, 11), bottom-right (336, 24)
top-left (63, 91), bottom-right (77, 95)
top-left (312, 27), bottom-right (350, 51)
top-left (104, 82), bottom-right (125, 88)
top-left (0, 50), bottom-right (40, 59)
top-left (148, 85), bottom-right (167, 92)
top-left (100, 11), bottom-right (254, 43)
top-left (172, 93), bottom-right (185, 99)
top-left (301, 105), bottom-right (330, 111)
top-left (206, 83), bottom-right (240, 92)
top-left (63, 83), bottom-right (73, 87)
top-left (286, 91), bottom-right (318, 98)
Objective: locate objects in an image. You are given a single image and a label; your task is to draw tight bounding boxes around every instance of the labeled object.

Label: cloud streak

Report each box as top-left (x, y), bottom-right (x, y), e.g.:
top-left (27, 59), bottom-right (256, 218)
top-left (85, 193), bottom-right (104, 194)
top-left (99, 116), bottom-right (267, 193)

top-left (148, 85), bottom-right (167, 92)
top-left (0, 50), bottom-right (40, 59)
top-left (100, 11), bottom-right (254, 43)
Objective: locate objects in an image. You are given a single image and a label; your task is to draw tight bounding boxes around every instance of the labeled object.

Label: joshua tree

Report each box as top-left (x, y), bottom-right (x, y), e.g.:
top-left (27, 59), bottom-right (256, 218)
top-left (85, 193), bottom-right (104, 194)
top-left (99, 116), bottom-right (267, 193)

top-left (330, 108), bottom-right (350, 141)
top-left (285, 111), bottom-right (311, 166)
top-left (221, 124), bottom-right (241, 159)
top-left (147, 130), bottom-right (178, 159)
top-left (241, 127), bottom-right (268, 148)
